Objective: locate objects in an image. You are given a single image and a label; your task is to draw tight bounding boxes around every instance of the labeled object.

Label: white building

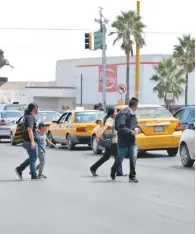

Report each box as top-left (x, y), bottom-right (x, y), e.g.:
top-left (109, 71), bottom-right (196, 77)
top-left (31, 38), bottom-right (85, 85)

top-left (0, 81), bottom-right (76, 109)
top-left (0, 54), bottom-right (195, 109)
top-left (56, 54), bottom-right (195, 108)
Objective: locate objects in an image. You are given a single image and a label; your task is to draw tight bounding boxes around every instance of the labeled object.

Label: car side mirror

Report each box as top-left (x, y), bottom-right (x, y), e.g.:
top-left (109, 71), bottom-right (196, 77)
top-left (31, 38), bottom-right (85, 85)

top-left (188, 123), bottom-right (195, 130)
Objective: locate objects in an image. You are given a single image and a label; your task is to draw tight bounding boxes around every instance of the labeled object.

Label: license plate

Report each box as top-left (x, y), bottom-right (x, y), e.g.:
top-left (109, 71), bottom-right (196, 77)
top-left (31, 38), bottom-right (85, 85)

top-left (154, 126), bottom-right (164, 132)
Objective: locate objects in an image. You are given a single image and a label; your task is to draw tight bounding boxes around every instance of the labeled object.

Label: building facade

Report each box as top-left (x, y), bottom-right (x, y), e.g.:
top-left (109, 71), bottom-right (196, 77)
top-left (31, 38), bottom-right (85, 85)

top-left (0, 82), bottom-right (76, 110)
top-left (56, 54), bottom-right (195, 108)
top-left (1, 55), bottom-right (195, 110)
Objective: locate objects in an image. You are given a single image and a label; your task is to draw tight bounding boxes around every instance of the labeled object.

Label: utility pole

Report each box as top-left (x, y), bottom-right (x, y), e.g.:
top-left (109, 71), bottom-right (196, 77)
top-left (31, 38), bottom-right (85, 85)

top-left (135, 0), bottom-right (140, 100)
top-left (80, 74), bottom-right (83, 106)
top-left (95, 7), bottom-right (108, 112)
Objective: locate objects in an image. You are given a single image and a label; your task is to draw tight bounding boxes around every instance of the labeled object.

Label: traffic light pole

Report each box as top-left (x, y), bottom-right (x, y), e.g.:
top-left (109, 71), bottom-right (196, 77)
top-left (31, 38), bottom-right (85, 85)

top-left (101, 23), bottom-right (107, 112)
top-left (95, 7), bottom-right (108, 112)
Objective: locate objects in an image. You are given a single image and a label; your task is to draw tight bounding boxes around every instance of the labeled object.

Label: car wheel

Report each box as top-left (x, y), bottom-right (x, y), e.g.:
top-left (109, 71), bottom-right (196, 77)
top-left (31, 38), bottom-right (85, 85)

top-left (167, 148), bottom-right (178, 157)
top-left (92, 135), bottom-right (102, 154)
top-left (47, 132), bottom-right (55, 147)
top-left (10, 132), bottom-right (16, 146)
top-left (180, 144), bottom-right (195, 167)
top-left (66, 134), bottom-right (75, 150)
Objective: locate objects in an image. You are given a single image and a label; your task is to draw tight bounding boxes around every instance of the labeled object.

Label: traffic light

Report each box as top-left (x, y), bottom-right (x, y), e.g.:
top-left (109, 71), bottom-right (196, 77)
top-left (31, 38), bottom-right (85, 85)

top-left (84, 33), bottom-right (93, 50)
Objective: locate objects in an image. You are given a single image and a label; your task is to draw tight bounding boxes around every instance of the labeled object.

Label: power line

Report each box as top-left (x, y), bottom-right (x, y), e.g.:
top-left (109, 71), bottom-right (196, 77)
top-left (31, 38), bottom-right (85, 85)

top-left (0, 27), bottom-right (195, 35)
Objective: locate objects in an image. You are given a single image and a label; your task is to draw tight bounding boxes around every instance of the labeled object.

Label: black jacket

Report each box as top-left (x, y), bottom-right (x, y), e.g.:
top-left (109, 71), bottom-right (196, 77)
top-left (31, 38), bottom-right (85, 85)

top-left (117, 107), bottom-right (138, 148)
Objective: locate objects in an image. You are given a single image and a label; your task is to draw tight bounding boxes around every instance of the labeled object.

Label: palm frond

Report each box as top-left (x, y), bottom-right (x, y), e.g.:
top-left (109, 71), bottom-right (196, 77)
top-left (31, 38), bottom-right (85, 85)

top-left (173, 34), bottom-right (195, 73)
top-left (150, 56), bottom-right (186, 103)
top-left (109, 9), bottom-right (146, 56)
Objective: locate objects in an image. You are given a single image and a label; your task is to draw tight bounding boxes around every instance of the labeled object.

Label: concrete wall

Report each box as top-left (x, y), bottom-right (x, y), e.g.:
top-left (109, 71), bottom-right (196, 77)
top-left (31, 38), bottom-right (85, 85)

top-left (33, 97), bottom-right (75, 110)
top-left (56, 55), bottom-right (195, 106)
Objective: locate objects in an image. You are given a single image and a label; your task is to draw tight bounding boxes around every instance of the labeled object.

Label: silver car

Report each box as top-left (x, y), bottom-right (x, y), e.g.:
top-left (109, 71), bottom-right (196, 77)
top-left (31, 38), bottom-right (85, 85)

top-left (0, 110), bottom-right (23, 141)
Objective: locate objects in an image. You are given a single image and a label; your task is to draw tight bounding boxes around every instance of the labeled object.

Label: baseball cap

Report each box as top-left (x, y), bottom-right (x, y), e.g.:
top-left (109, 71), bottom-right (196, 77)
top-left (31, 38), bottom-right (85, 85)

top-left (38, 122), bottom-right (50, 129)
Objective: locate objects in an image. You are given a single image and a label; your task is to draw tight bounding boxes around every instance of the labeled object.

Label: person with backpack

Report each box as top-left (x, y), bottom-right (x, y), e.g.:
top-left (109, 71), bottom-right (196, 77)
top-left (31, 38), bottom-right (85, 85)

top-left (111, 98), bottom-right (141, 183)
top-left (15, 103), bottom-right (39, 180)
top-left (90, 108), bottom-right (124, 176)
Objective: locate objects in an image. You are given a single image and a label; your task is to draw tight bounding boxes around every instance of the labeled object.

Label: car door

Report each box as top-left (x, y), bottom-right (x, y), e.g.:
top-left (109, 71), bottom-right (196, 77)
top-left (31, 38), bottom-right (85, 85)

top-left (51, 113), bottom-right (67, 142)
top-left (64, 112), bottom-right (73, 140)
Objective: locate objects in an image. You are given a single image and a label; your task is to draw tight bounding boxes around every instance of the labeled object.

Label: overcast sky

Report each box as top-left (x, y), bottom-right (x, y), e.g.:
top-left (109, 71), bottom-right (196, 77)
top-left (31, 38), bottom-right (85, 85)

top-left (0, 0), bottom-right (195, 81)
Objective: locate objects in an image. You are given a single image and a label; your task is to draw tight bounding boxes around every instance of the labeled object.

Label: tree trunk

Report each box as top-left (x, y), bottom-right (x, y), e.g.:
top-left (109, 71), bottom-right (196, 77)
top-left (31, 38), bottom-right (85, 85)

top-left (185, 72), bottom-right (189, 106)
top-left (125, 53), bottom-right (130, 105)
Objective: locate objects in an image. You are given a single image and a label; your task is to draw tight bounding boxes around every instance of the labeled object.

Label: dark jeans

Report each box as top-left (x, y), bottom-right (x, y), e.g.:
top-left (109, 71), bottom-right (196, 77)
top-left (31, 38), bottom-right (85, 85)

top-left (111, 140), bottom-right (137, 178)
top-left (18, 141), bottom-right (38, 177)
top-left (90, 143), bottom-right (123, 175)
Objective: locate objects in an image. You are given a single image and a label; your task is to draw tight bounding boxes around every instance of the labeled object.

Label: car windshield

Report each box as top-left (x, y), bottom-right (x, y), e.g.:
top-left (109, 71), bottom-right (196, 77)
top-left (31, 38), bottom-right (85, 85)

top-left (136, 107), bottom-right (172, 119)
top-left (1, 111), bottom-right (23, 118)
top-left (75, 111), bottom-right (105, 123)
top-left (35, 112), bottom-right (61, 122)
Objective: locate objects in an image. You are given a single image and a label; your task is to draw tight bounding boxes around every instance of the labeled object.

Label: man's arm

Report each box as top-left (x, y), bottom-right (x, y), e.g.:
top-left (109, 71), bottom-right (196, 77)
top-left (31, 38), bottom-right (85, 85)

top-left (118, 112), bottom-right (136, 136)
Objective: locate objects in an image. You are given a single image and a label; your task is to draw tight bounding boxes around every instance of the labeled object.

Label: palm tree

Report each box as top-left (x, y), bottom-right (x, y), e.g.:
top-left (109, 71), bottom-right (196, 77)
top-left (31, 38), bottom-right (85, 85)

top-left (173, 34), bottom-right (195, 106)
top-left (150, 57), bottom-right (186, 108)
top-left (109, 11), bottom-right (146, 104)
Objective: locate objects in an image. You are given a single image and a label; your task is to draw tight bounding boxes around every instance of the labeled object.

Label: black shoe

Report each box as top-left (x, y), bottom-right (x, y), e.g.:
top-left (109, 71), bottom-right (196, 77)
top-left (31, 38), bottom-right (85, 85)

top-left (110, 170), bottom-right (116, 180)
top-left (90, 168), bottom-right (98, 177)
top-left (129, 176), bottom-right (138, 183)
top-left (15, 167), bottom-right (22, 180)
top-left (31, 176), bottom-right (38, 180)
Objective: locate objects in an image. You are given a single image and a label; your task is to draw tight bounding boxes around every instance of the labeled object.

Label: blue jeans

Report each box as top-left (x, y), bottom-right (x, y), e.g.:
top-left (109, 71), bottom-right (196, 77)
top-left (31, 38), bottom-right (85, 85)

top-left (19, 141), bottom-right (38, 177)
top-left (111, 140), bottom-right (137, 178)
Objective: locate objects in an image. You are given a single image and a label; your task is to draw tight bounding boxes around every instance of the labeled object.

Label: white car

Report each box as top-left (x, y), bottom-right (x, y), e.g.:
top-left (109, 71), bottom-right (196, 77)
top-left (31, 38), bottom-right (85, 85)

top-left (179, 122), bottom-right (195, 167)
top-left (0, 110), bottom-right (23, 141)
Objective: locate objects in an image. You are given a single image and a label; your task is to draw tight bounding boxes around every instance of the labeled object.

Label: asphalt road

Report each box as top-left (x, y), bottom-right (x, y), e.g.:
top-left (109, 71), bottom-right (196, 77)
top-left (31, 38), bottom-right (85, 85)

top-left (0, 141), bottom-right (194, 234)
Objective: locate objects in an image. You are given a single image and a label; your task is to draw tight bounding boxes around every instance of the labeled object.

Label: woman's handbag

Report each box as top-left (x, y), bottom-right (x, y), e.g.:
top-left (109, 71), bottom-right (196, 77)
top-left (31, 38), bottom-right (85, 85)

top-left (98, 125), bottom-right (114, 149)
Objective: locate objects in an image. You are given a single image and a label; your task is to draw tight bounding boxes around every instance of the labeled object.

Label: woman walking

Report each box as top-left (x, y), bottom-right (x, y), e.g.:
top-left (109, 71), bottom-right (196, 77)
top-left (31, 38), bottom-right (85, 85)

top-left (90, 108), bottom-right (124, 176)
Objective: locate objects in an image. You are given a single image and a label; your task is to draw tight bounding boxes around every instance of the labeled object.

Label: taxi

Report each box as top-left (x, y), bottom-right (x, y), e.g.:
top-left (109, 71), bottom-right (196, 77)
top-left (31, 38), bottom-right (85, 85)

top-left (10, 110), bottom-right (61, 145)
top-left (48, 109), bottom-right (105, 150)
top-left (91, 104), bottom-right (182, 156)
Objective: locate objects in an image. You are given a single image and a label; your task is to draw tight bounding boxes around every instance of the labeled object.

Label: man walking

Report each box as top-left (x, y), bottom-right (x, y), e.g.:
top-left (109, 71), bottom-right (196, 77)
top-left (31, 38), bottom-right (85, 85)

top-left (15, 103), bottom-right (39, 180)
top-left (111, 98), bottom-right (141, 182)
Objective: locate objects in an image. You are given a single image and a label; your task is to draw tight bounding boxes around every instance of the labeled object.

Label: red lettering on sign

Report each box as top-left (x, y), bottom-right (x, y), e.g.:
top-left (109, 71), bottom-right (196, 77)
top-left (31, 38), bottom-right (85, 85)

top-left (99, 64), bottom-right (117, 92)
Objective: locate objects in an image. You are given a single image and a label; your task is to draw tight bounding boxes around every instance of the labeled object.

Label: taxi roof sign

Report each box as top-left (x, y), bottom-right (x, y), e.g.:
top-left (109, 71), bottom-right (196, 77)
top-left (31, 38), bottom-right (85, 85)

top-left (76, 107), bottom-right (84, 111)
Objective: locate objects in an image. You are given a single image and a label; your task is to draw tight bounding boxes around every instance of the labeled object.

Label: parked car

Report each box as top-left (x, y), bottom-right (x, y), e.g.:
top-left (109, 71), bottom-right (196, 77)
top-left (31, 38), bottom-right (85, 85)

top-left (0, 110), bottom-right (23, 141)
top-left (4, 103), bottom-right (28, 112)
top-left (91, 104), bottom-right (182, 156)
top-left (0, 104), bottom-right (6, 110)
top-left (173, 106), bottom-right (195, 130)
top-left (48, 110), bottom-right (105, 150)
top-left (10, 110), bottom-right (61, 145)
top-left (179, 122), bottom-right (195, 167)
